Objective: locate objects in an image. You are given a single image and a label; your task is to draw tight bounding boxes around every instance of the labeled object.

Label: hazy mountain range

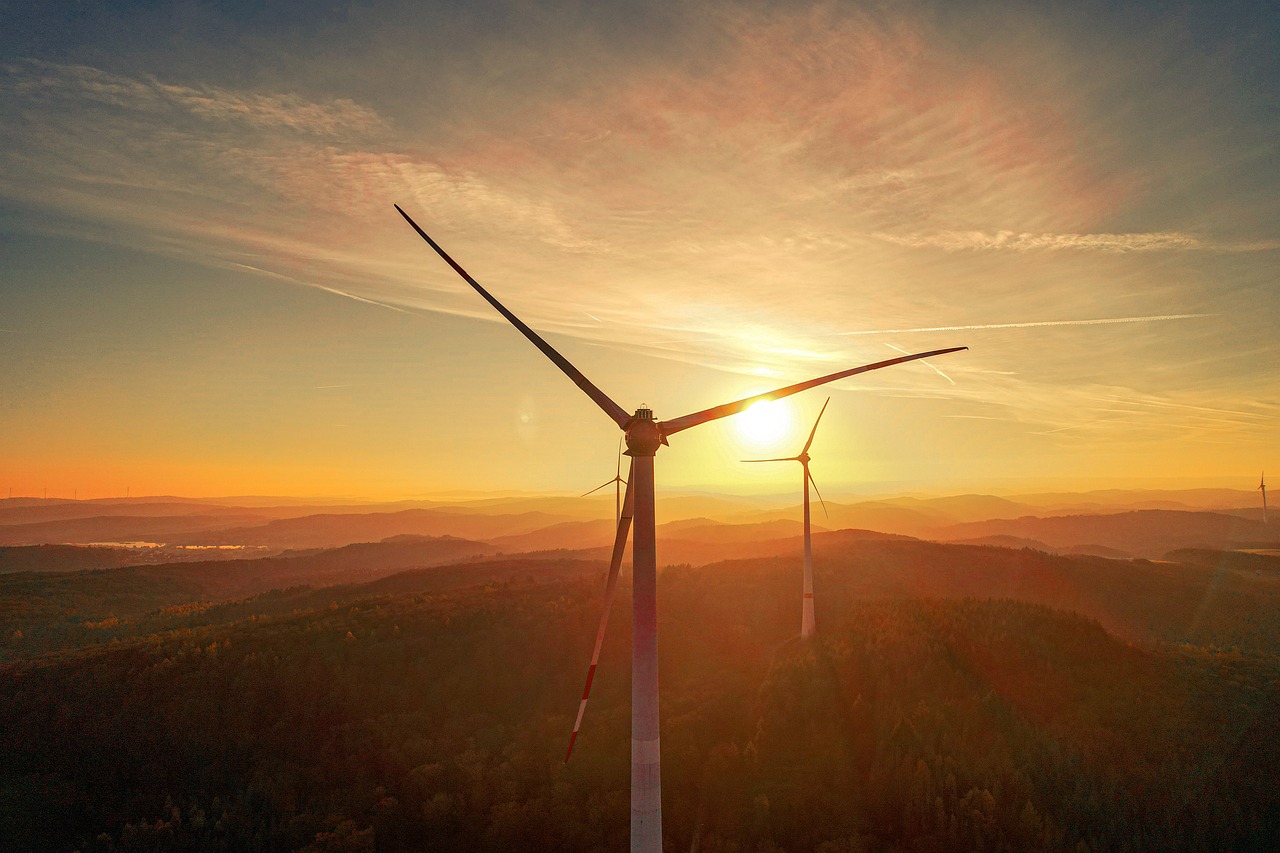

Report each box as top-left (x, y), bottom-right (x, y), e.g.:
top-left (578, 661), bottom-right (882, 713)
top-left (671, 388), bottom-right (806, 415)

top-left (2, 488), bottom-right (1271, 563)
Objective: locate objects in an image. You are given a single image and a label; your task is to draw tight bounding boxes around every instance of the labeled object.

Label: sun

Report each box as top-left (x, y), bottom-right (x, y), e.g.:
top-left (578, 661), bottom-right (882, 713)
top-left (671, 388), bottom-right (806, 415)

top-left (735, 399), bottom-right (791, 447)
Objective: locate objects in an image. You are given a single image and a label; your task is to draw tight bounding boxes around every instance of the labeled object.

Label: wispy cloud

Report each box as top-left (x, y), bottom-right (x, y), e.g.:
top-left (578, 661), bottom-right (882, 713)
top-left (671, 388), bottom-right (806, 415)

top-left (871, 230), bottom-right (1280, 253)
top-left (835, 314), bottom-right (1214, 336)
top-left (1086, 394), bottom-right (1272, 423)
top-left (6, 60), bottom-right (387, 136)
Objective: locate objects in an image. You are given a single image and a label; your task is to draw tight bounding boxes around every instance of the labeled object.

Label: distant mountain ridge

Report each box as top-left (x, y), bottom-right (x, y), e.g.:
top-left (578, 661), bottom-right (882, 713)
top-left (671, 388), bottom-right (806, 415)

top-left (0, 545), bottom-right (152, 574)
top-left (936, 509), bottom-right (1277, 558)
top-left (2, 491), bottom-right (1271, 564)
top-left (0, 513), bottom-right (271, 546)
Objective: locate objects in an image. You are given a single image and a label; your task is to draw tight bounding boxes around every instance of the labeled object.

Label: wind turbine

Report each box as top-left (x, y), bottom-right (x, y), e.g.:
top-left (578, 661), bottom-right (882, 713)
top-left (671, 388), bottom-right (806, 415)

top-left (583, 436), bottom-right (628, 527)
top-left (394, 204), bottom-right (966, 852)
top-left (742, 396), bottom-right (831, 638)
top-left (1261, 472), bottom-right (1268, 525)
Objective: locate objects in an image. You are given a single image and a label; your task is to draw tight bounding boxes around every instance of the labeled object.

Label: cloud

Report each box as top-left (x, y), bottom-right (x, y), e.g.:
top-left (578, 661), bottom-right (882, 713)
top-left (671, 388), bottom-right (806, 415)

top-left (866, 367), bottom-right (1275, 444)
top-left (871, 230), bottom-right (1280, 253)
top-left (834, 314), bottom-right (1215, 336)
top-left (0, 2), bottom-right (1275, 461)
top-left (450, 5), bottom-right (1119, 236)
top-left (6, 60), bottom-right (387, 136)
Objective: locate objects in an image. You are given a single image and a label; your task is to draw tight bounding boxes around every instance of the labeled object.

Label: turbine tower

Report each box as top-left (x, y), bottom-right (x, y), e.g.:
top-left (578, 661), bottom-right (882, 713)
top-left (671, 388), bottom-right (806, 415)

top-left (395, 204), bottom-right (966, 852)
top-left (742, 396), bottom-right (831, 638)
top-left (583, 436), bottom-right (628, 527)
top-left (1261, 472), bottom-right (1268, 525)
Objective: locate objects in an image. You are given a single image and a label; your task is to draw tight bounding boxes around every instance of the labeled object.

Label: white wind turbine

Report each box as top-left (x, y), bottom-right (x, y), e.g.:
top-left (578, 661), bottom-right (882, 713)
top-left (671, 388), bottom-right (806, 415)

top-left (583, 436), bottom-right (628, 527)
top-left (742, 396), bottom-right (831, 638)
top-left (1261, 472), bottom-right (1268, 525)
top-left (395, 204), bottom-right (966, 852)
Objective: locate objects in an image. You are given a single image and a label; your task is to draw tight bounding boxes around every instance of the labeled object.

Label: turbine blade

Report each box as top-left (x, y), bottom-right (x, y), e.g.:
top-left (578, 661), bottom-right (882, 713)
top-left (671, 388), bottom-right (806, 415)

top-left (395, 205), bottom-right (630, 429)
top-left (581, 479), bottom-right (616, 498)
top-left (807, 468), bottom-right (829, 518)
top-left (565, 458), bottom-right (636, 763)
top-left (741, 457), bottom-right (802, 463)
top-left (802, 397), bottom-right (831, 455)
top-left (659, 347), bottom-right (967, 436)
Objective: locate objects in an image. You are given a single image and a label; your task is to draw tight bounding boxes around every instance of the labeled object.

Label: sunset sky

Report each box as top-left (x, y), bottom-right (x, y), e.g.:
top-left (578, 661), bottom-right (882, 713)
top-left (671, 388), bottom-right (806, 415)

top-left (2, 0), bottom-right (1276, 499)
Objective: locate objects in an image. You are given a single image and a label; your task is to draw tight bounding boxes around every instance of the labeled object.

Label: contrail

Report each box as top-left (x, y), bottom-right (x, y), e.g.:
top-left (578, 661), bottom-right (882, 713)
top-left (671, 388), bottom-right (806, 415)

top-left (885, 342), bottom-right (955, 384)
top-left (649, 312), bottom-right (1213, 347)
top-left (229, 262), bottom-right (411, 314)
top-left (834, 313), bottom-right (1213, 336)
top-left (1090, 394), bottom-right (1266, 420)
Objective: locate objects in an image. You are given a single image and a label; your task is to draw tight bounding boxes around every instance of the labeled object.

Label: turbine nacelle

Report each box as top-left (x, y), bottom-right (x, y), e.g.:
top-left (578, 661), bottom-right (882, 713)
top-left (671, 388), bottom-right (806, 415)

top-left (625, 407), bottom-right (665, 455)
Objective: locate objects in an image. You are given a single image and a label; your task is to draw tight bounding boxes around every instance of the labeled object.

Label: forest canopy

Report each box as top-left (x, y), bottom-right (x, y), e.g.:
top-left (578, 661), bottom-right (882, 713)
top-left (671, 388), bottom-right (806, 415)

top-left (2, 539), bottom-right (1279, 851)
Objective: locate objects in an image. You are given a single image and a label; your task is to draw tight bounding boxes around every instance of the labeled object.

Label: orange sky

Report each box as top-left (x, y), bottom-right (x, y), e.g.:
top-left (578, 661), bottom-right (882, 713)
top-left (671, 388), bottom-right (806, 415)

top-left (1, 1), bottom-right (1276, 499)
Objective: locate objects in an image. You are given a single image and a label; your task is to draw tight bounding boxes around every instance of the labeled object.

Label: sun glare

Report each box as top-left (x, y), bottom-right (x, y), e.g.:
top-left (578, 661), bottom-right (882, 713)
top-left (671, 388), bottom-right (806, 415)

top-left (736, 399), bottom-right (791, 447)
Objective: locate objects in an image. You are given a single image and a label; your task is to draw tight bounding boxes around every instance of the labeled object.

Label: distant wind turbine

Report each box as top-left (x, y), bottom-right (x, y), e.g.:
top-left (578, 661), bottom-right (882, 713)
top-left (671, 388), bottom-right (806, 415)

top-left (742, 397), bottom-right (831, 638)
top-left (395, 204), bottom-right (966, 853)
top-left (1261, 472), bottom-right (1268, 525)
top-left (583, 436), bottom-right (628, 527)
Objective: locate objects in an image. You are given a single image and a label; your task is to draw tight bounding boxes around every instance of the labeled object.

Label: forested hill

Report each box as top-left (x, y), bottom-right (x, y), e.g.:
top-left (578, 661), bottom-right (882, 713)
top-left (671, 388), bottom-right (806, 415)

top-left (2, 541), bottom-right (1279, 851)
top-left (0, 539), bottom-right (555, 662)
top-left (796, 534), bottom-right (1280, 651)
top-left (6, 533), bottom-right (1279, 663)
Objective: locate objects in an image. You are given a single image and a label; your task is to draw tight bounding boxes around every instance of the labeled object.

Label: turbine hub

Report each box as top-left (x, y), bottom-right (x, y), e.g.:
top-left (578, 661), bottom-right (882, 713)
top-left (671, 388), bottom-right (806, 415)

top-left (626, 407), bottom-right (663, 456)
